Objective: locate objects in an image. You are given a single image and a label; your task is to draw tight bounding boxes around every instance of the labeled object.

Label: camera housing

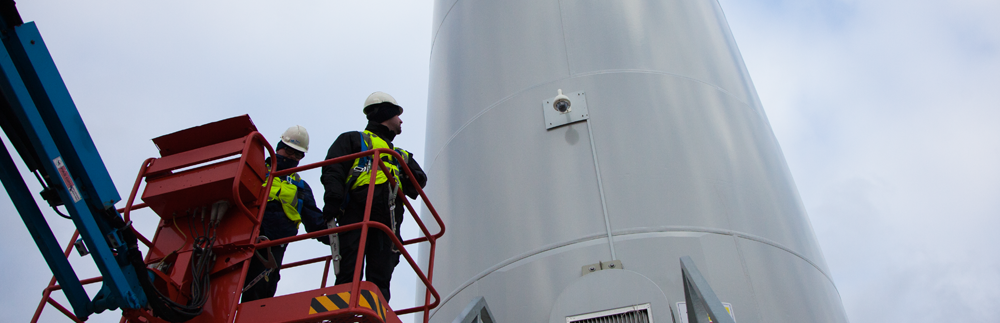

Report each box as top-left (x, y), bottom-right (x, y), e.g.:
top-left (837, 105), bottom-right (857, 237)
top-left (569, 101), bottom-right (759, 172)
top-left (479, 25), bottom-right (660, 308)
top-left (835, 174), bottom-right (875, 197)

top-left (553, 89), bottom-right (572, 114)
top-left (542, 89), bottom-right (589, 130)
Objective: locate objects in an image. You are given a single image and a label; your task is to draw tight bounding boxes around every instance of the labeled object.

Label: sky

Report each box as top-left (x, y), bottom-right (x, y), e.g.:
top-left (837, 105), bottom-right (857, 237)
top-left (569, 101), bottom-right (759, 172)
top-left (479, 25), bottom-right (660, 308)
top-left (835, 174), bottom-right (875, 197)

top-left (1, 0), bottom-right (998, 323)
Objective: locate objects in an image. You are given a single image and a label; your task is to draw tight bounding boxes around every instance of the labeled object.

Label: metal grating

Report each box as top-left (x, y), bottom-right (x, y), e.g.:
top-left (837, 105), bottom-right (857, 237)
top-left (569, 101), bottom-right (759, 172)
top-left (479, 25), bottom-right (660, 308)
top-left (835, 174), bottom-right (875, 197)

top-left (567, 303), bottom-right (652, 323)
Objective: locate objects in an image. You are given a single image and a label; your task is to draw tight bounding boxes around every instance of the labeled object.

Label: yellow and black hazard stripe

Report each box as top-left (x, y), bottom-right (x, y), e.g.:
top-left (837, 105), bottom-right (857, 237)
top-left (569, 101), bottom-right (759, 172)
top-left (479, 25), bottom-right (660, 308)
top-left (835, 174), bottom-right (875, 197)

top-left (309, 290), bottom-right (387, 322)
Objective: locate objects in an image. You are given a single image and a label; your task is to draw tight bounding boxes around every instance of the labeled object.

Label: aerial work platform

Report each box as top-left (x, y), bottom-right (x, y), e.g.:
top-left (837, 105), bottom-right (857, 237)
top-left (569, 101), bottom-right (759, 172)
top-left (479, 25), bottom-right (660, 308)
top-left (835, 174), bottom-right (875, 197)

top-left (29, 115), bottom-right (445, 323)
top-left (0, 3), bottom-right (444, 321)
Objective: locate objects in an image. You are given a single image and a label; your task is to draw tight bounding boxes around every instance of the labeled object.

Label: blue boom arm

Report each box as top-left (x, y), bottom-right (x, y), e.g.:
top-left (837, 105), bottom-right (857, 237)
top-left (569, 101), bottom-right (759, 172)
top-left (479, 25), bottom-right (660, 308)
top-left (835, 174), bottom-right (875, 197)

top-left (0, 3), bottom-right (147, 320)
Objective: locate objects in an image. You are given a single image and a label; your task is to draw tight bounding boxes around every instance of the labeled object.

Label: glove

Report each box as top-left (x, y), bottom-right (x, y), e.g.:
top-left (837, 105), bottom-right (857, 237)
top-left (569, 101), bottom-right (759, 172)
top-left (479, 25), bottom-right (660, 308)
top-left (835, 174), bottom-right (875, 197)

top-left (316, 235), bottom-right (330, 245)
top-left (323, 206), bottom-right (343, 223)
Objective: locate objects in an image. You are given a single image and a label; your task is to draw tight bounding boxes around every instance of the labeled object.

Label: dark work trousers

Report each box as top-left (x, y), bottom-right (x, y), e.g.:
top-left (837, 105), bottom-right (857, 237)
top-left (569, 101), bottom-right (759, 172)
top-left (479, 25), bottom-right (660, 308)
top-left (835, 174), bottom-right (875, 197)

top-left (241, 243), bottom-right (287, 302)
top-left (334, 228), bottom-right (401, 301)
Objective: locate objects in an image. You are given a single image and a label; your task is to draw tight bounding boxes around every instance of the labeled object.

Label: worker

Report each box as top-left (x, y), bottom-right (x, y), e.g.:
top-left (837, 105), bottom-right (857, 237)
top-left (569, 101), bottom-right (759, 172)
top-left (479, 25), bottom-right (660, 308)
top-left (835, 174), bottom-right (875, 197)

top-left (242, 125), bottom-right (328, 302)
top-left (321, 91), bottom-right (427, 301)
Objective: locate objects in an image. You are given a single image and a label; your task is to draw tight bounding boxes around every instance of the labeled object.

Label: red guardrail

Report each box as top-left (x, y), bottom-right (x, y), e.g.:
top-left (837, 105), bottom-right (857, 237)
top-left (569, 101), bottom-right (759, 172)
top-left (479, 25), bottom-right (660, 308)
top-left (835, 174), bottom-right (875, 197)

top-left (32, 134), bottom-right (445, 323)
top-left (256, 147), bottom-right (446, 320)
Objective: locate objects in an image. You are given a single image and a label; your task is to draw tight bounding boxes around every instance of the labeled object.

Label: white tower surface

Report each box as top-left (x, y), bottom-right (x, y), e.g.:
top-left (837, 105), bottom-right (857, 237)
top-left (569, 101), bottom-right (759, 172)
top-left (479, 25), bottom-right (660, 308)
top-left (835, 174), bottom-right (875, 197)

top-left (418, 0), bottom-right (849, 322)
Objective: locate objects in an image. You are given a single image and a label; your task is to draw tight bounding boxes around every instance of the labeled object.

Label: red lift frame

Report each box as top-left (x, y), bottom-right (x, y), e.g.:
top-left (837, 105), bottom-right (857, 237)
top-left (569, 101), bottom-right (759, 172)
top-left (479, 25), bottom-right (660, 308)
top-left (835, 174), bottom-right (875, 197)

top-left (31, 129), bottom-right (445, 323)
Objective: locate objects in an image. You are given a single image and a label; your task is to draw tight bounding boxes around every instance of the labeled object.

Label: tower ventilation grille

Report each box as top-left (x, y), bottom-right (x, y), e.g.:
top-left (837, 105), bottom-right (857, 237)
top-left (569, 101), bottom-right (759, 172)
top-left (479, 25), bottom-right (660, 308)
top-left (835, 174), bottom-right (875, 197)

top-left (567, 303), bottom-right (652, 323)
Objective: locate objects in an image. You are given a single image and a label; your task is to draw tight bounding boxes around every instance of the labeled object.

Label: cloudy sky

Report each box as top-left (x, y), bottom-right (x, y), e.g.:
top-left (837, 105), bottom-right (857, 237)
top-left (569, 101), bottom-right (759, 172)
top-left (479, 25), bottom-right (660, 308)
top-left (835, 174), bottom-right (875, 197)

top-left (1, 1), bottom-right (997, 323)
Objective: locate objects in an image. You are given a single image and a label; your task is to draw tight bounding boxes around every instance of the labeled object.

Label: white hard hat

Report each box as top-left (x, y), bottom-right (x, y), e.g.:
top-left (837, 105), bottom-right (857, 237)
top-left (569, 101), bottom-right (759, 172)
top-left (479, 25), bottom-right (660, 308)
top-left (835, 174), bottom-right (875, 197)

top-left (280, 125), bottom-right (309, 153)
top-left (363, 91), bottom-right (403, 115)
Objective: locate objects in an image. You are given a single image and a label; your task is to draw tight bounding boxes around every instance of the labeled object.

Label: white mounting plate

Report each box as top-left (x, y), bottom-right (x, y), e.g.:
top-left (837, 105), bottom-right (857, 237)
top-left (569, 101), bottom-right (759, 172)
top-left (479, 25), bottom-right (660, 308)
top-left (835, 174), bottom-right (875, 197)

top-left (543, 91), bottom-right (589, 130)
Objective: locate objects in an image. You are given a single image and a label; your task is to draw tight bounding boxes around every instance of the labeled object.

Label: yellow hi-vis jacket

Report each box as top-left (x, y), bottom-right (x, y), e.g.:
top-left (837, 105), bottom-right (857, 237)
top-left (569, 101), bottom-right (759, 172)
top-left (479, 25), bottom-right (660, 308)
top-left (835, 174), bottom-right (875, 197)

top-left (266, 171), bottom-right (305, 226)
top-left (348, 130), bottom-right (412, 190)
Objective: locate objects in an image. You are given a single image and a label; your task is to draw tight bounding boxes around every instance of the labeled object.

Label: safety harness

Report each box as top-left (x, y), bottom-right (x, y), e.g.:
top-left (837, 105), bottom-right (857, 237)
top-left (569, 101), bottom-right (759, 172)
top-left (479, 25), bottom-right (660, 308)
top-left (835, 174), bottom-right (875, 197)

top-left (338, 131), bottom-right (411, 253)
top-left (339, 131), bottom-right (410, 212)
top-left (263, 162), bottom-right (307, 226)
top-left (245, 162), bottom-right (306, 292)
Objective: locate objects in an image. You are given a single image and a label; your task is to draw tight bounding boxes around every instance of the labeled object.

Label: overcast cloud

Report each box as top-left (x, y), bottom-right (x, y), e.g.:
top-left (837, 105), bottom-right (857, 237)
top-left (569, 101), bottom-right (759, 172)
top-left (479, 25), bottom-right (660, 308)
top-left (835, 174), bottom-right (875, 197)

top-left (1, 1), bottom-right (997, 323)
top-left (721, 0), bottom-right (1000, 321)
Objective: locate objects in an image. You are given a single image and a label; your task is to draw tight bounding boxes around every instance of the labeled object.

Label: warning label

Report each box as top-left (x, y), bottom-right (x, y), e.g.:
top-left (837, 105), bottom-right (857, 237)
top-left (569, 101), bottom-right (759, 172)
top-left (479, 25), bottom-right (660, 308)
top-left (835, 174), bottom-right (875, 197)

top-left (309, 289), bottom-right (387, 321)
top-left (677, 302), bottom-right (735, 323)
top-left (53, 157), bottom-right (82, 203)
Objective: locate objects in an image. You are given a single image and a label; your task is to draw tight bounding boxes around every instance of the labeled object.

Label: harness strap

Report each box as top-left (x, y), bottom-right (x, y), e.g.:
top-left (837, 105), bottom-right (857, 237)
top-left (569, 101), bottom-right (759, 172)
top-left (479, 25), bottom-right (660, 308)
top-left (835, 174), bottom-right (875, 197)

top-left (345, 132), bottom-right (373, 188)
top-left (243, 235), bottom-right (279, 292)
top-left (338, 131), bottom-right (407, 220)
top-left (341, 132), bottom-right (374, 212)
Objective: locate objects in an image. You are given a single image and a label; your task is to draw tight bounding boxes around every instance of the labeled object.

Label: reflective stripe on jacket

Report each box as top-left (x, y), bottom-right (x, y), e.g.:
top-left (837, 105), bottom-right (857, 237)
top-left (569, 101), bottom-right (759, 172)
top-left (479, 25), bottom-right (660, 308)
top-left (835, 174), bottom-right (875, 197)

top-left (266, 171), bottom-right (304, 226)
top-left (348, 130), bottom-right (412, 190)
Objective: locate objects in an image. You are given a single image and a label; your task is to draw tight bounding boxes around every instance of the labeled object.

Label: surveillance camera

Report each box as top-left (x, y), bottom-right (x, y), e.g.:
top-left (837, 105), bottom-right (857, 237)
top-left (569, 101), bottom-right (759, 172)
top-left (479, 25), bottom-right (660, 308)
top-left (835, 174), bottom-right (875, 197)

top-left (554, 98), bottom-right (571, 113)
top-left (553, 89), bottom-right (571, 114)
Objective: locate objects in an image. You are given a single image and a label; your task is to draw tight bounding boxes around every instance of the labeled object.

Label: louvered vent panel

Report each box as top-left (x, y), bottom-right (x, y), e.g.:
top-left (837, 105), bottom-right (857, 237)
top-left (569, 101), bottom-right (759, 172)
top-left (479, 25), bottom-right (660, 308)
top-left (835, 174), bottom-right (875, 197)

top-left (567, 303), bottom-right (652, 323)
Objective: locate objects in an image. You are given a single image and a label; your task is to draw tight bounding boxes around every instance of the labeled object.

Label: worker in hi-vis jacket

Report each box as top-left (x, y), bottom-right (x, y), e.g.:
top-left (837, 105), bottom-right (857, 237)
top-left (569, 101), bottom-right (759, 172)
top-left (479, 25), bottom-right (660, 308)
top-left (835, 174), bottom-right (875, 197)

top-left (321, 92), bottom-right (427, 301)
top-left (242, 125), bottom-right (328, 302)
